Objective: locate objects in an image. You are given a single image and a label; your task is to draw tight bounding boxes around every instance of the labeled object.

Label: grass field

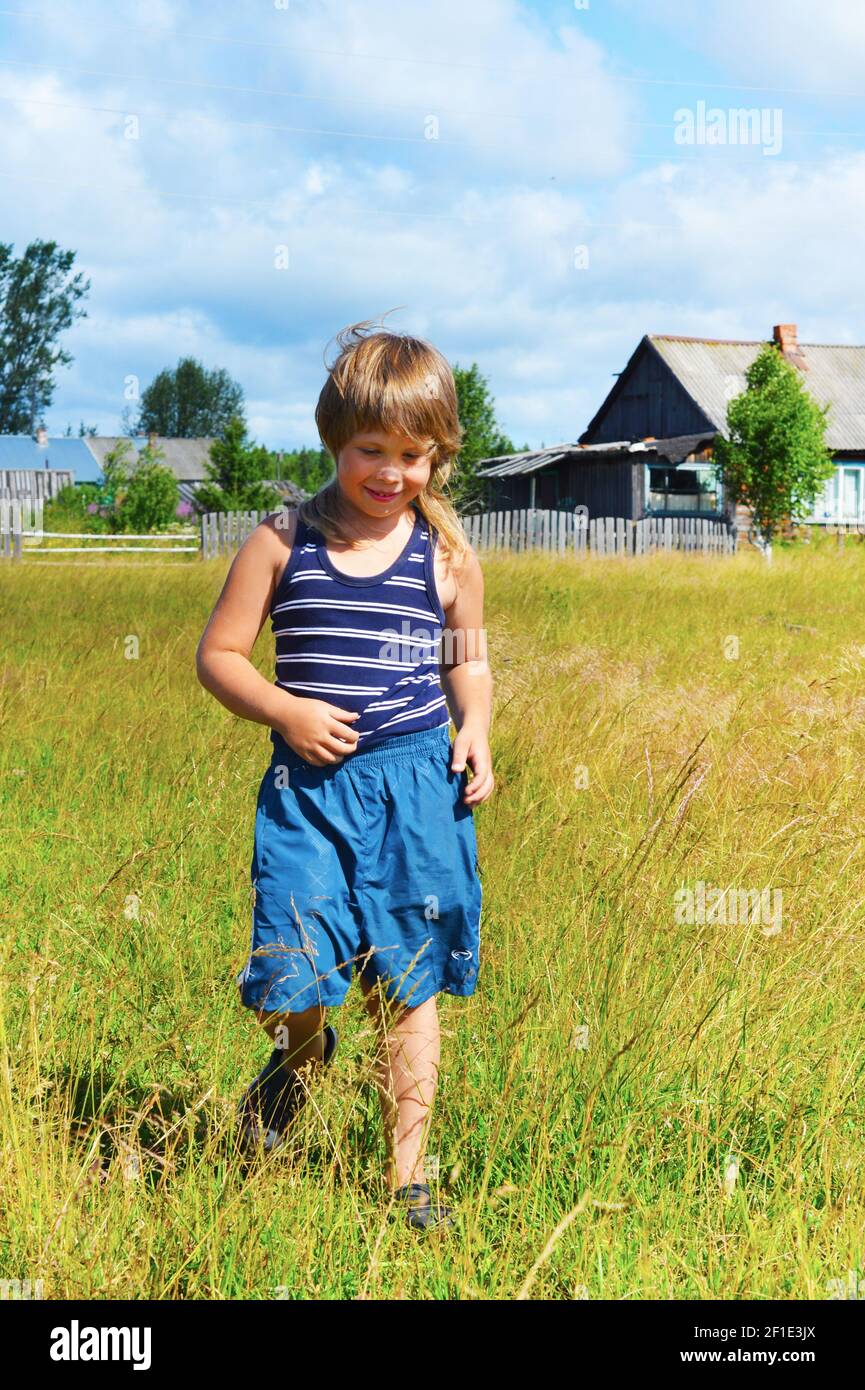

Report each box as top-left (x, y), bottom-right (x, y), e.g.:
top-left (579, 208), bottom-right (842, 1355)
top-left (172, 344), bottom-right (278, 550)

top-left (2, 539), bottom-right (864, 1300)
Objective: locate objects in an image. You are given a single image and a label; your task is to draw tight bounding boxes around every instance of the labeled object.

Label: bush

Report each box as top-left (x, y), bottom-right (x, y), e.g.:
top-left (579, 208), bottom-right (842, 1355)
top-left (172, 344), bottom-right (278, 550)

top-left (43, 483), bottom-right (114, 534)
top-left (116, 461), bottom-right (180, 532)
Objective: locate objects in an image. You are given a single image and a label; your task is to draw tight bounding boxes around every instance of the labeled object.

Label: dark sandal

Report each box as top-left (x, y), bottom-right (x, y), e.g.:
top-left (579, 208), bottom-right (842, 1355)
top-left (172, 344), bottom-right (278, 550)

top-left (394, 1182), bottom-right (455, 1231)
top-left (238, 1024), bottom-right (338, 1154)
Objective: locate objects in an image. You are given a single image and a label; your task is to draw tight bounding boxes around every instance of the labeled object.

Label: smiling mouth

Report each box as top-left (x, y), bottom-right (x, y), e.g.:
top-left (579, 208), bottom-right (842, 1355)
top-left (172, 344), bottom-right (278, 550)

top-left (364, 486), bottom-right (400, 500)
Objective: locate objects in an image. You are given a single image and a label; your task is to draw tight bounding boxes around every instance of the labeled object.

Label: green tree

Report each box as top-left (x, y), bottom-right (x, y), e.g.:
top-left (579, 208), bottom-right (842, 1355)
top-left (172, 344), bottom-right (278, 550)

top-left (99, 437), bottom-right (137, 508)
top-left (452, 363), bottom-right (523, 510)
top-left (62, 420), bottom-right (98, 437)
top-left (130, 356), bottom-right (245, 438)
top-left (277, 446), bottom-right (334, 494)
top-left (713, 343), bottom-right (836, 559)
top-left (192, 414), bottom-right (283, 512)
top-left (0, 239), bottom-right (90, 433)
top-left (118, 447), bottom-right (180, 532)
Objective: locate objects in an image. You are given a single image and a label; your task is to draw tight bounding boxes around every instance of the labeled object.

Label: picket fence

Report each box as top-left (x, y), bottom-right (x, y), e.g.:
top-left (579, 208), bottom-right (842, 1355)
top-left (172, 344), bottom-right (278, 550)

top-left (199, 507), bottom-right (738, 559)
top-left (461, 509), bottom-right (737, 555)
top-left (200, 509), bottom-right (272, 559)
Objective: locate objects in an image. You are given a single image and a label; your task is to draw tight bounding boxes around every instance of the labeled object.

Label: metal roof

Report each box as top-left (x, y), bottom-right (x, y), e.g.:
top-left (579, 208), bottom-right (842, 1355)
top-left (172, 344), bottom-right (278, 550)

top-left (649, 336), bottom-right (865, 451)
top-left (475, 435), bottom-right (716, 478)
top-left (475, 444), bottom-right (583, 477)
top-left (0, 435), bottom-right (101, 480)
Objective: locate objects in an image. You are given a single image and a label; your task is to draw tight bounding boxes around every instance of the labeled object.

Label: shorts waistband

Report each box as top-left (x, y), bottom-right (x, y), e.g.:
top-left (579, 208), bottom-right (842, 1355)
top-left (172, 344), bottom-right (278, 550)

top-left (349, 721), bottom-right (451, 766)
top-left (271, 720), bottom-right (451, 771)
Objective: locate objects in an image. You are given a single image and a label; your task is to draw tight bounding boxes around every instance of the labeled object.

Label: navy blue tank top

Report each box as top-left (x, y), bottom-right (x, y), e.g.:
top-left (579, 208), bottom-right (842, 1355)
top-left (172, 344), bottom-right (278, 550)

top-left (269, 504), bottom-right (451, 752)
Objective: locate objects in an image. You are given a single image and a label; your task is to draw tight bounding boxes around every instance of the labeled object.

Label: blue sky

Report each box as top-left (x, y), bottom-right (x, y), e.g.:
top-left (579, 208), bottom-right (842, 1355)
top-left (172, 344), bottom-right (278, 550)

top-left (1, 0), bottom-right (864, 451)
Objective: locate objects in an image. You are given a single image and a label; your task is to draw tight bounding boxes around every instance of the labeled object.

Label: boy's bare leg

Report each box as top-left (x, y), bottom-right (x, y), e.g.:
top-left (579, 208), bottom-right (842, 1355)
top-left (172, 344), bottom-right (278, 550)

top-left (359, 976), bottom-right (440, 1191)
top-left (257, 1004), bottom-right (326, 1073)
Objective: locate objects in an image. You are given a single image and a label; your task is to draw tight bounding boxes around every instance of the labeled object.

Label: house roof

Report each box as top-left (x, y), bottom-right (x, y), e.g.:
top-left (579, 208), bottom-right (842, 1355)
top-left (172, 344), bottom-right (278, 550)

top-left (177, 478), bottom-right (308, 507)
top-left (476, 434), bottom-right (716, 478)
top-left (85, 436), bottom-right (218, 481)
top-left (475, 444), bottom-right (584, 477)
top-left (647, 335), bottom-right (865, 451)
top-left (0, 435), bottom-right (101, 479)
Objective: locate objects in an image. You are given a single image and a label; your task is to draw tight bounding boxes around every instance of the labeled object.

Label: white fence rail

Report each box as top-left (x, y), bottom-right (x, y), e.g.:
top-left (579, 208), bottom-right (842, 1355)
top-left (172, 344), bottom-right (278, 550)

top-left (1, 527), bottom-right (197, 560)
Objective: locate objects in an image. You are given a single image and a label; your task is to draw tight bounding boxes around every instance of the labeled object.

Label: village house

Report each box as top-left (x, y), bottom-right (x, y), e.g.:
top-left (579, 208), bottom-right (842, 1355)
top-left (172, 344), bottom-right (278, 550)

top-left (477, 324), bottom-right (865, 533)
top-left (0, 429), bottom-right (305, 510)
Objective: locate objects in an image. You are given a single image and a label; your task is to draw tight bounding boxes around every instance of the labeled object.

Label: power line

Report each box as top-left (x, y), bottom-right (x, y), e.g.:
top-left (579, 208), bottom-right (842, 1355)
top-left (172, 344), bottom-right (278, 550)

top-left (0, 6), bottom-right (863, 100)
top-left (1, 87), bottom-right (863, 144)
top-left (0, 163), bottom-right (852, 223)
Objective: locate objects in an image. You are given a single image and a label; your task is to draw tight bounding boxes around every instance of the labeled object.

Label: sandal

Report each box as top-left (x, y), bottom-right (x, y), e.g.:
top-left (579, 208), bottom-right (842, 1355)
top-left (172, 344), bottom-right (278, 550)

top-left (238, 1024), bottom-right (338, 1154)
top-left (393, 1182), bottom-right (455, 1231)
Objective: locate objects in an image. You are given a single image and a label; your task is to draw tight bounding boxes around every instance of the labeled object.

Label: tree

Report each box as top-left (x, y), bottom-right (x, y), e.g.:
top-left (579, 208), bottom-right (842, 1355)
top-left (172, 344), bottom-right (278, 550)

top-left (99, 437), bottom-right (137, 508)
top-left (192, 414), bottom-right (283, 512)
top-left (277, 446), bottom-right (334, 494)
top-left (130, 357), bottom-right (245, 438)
top-left (118, 450), bottom-right (180, 532)
top-left (713, 343), bottom-right (836, 560)
top-left (62, 420), bottom-right (98, 437)
top-left (98, 437), bottom-right (180, 530)
top-left (0, 239), bottom-right (90, 433)
top-left (452, 363), bottom-right (524, 510)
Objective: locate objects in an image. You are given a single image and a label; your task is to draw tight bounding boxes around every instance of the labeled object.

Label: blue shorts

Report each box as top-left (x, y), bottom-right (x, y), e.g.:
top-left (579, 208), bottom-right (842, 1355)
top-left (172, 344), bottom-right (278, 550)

top-left (237, 722), bottom-right (483, 1014)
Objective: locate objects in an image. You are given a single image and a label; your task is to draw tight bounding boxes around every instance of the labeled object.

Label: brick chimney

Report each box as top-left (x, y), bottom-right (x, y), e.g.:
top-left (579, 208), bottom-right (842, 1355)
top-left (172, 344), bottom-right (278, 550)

top-left (35, 426), bottom-right (48, 446)
top-left (147, 430), bottom-right (158, 449)
top-left (773, 323), bottom-right (808, 370)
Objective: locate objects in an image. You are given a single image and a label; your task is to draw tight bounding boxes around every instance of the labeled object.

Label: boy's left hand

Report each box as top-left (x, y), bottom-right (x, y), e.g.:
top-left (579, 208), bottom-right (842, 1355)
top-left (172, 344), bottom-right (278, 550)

top-left (450, 726), bottom-right (495, 805)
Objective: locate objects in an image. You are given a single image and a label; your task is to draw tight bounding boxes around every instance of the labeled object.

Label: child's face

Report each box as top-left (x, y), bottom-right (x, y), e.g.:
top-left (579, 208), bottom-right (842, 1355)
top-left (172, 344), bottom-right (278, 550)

top-left (337, 430), bottom-right (434, 518)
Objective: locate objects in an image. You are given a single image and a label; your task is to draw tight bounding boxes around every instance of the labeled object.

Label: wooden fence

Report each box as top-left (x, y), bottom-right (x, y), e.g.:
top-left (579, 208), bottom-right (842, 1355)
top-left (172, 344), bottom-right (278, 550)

top-left (200, 509), bottom-right (272, 559)
top-left (3, 506), bottom-right (737, 562)
top-left (1, 490), bottom-right (201, 560)
top-left (461, 510), bottom-right (737, 555)
top-left (199, 507), bottom-right (737, 558)
top-left (0, 468), bottom-right (74, 501)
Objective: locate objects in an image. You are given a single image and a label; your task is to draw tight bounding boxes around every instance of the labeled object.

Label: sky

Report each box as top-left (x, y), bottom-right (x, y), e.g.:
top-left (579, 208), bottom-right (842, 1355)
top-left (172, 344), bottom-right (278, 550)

top-left (1, 0), bottom-right (864, 451)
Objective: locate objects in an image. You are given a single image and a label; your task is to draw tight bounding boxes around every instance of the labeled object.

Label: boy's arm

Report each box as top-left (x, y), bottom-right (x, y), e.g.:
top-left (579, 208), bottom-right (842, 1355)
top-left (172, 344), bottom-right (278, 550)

top-left (440, 545), bottom-right (494, 806)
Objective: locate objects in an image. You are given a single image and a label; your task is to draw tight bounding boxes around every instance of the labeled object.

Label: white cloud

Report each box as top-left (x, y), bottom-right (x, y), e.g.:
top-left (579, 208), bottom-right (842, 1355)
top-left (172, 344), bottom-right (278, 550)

top-left (612, 0), bottom-right (865, 89)
top-left (1, 0), bottom-right (863, 447)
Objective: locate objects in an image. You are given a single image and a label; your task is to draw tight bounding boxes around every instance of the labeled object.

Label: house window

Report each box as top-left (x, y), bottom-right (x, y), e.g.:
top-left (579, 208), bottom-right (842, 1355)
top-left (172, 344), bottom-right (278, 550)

top-left (808, 465), bottom-right (864, 523)
top-left (646, 464), bottom-right (721, 515)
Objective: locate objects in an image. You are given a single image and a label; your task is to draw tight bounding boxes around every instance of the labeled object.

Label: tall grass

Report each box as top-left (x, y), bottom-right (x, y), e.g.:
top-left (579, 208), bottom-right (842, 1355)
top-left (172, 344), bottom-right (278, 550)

top-left (1, 543), bottom-right (864, 1299)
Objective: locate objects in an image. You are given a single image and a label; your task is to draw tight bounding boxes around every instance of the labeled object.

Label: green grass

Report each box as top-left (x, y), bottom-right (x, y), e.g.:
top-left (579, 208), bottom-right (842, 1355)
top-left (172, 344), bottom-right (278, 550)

top-left (2, 542), bottom-right (864, 1300)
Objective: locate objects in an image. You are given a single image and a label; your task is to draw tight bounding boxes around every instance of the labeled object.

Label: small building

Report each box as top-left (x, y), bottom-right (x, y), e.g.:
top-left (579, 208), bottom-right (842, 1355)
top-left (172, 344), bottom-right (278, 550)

top-left (476, 434), bottom-right (724, 523)
top-left (1, 430), bottom-right (306, 511)
top-left (0, 428), bottom-right (96, 499)
top-left (477, 323), bottom-right (865, 530)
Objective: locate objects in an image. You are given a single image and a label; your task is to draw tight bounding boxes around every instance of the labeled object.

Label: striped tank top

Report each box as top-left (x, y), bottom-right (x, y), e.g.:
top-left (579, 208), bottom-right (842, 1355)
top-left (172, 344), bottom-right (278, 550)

top-left (269, 504), bottom-right (451, 752)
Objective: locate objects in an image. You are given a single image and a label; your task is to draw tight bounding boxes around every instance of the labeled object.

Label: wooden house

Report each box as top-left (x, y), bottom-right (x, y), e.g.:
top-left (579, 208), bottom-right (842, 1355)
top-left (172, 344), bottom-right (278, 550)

top-left (477, 324), bottom-right (865, 531)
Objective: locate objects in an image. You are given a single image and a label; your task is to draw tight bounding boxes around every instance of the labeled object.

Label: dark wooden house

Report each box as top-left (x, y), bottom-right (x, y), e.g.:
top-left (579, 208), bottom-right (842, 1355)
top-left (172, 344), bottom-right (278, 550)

top-left (477, 324), bottom-right (865, 530)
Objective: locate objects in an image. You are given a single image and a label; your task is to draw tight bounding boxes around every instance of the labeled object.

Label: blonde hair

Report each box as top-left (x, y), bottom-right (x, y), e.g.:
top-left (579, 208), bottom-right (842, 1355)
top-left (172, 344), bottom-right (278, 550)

top-left (300, 314), bottom-right (471, 573)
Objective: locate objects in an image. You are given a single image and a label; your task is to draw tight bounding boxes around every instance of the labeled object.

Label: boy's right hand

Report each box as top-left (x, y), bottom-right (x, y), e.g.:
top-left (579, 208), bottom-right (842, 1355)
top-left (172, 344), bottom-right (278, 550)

top-left (276, 700), bottom-right (361, 766)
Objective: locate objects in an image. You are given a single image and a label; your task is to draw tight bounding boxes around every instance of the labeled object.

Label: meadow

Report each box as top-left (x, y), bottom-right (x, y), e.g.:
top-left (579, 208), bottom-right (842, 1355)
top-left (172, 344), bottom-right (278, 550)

top-left (2, 537), bottom-right (864, 1300)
